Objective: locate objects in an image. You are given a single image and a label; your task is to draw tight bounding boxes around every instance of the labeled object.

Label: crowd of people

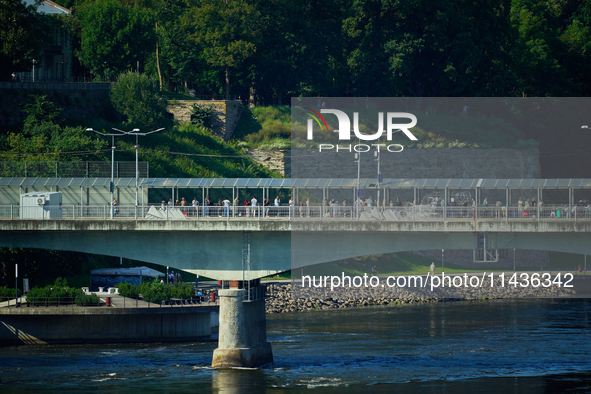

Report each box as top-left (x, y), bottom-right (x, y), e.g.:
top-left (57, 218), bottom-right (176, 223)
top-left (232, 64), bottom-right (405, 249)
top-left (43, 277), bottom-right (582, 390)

top-left (146, 193), bottom-right (591, 219)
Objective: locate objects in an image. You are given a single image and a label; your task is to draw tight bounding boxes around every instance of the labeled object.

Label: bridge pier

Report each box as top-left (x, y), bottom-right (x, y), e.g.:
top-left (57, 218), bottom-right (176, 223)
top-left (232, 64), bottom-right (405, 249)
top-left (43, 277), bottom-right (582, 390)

top-left (212, 284), bottom-right (273, 368)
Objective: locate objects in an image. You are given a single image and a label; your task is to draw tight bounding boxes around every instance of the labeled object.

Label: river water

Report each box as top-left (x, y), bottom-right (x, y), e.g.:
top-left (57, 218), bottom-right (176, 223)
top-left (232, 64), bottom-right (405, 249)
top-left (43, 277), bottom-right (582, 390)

top-left (2, 298), bottom-right (591, 393)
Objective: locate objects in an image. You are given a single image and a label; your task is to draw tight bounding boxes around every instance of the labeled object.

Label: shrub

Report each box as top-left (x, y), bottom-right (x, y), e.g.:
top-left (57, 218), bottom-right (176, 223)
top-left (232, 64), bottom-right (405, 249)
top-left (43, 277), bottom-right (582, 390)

top-left (170, 282), bottom-right (194, 299)
top-left (75, 293), bottom-right (100, 306)
top-left (190, 104), bottom-right (214, 129)
top-left (139, 279), bottom-right (171, 304)
top-left (115, 282), bottom-right (140, 298)
top-left (0, 286), bottom-right (21, 298)
top-left (25, 277), bottom-right (83, 305)
top-left (110, 71), bottom-right (167, 128)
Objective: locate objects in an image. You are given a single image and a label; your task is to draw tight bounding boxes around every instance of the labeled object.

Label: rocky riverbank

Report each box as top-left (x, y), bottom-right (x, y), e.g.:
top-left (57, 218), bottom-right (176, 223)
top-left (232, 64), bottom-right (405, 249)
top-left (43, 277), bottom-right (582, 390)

top-left (265, 277), bottom-right (577, 314)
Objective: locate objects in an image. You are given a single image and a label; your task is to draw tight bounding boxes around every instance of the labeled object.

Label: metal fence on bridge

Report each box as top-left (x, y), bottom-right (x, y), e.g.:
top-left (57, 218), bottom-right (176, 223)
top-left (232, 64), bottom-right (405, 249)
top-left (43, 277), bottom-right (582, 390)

top-left (1, 204), bottom-right (590, 221)
top-left (2, 177), bottom-right (591, 212)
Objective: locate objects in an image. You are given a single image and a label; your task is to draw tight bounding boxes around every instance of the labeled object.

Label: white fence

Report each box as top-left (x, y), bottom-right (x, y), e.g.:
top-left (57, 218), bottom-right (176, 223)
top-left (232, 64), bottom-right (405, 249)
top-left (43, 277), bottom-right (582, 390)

top-left (1, 204), bottom-right (590, 221)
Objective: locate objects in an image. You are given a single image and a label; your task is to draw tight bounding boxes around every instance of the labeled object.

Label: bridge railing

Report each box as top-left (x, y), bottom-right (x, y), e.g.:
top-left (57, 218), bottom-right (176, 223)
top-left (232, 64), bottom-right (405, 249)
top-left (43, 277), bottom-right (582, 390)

top-left (1, 204), bottom-right (590, 221)
top-left (0, 296), bottom-right (101, 308)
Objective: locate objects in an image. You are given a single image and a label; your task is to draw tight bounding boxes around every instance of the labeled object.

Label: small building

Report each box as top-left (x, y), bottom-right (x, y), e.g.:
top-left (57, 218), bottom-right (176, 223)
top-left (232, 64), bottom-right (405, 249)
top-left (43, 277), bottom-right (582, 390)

top-left (90, 266), bottom-right (165, 291)
top-left (20, 191), bottom-right (62, 219)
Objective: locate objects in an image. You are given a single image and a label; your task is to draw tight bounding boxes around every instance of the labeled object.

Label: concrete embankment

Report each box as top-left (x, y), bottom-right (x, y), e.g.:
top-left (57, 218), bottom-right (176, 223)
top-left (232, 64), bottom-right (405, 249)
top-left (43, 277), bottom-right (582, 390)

top-left (265, 275), bottom-right (583, 313)
top-left (0, 305), bottom-right (219, 346)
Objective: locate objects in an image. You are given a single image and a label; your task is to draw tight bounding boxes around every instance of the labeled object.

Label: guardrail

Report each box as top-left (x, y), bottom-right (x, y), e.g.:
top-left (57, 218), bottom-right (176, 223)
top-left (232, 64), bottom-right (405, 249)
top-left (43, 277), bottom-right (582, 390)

top-left (0, 296), bottom-right (101, 308)
top-left (0, 295), bottom-right (216, 308)
top-left (1, 205), bottom-right (590, 221)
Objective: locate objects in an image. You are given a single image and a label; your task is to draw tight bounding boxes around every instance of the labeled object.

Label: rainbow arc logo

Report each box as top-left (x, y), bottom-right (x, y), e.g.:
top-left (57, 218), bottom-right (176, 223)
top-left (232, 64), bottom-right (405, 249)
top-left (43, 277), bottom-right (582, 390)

top-left (304, 107), bottom-right (329, 132)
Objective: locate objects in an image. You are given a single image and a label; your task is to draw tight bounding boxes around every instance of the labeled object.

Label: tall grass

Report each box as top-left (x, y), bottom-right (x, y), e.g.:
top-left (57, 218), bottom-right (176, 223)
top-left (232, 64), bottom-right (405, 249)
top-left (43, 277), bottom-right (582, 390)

top-left (232, 106), bottom-right (291, 148)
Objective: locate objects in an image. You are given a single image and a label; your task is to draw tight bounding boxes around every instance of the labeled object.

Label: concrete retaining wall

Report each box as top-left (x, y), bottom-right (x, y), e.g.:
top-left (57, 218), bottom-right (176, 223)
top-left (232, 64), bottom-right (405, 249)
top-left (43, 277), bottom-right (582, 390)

top-left (245, 149), bottom-right (290, 176)
top-left (0, 306), bottom-right (218, 345)
top-left (291, 148), bottom-right (541, 179)
top-left (246, 148), bottom-right (540, 179)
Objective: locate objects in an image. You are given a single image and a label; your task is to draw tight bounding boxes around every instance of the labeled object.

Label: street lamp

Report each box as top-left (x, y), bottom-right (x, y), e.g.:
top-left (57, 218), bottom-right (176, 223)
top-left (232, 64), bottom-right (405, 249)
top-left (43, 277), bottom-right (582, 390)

top-left (86, 128), bottom-right (127, 219)
top-left (374, 150), bottom-right (381, 207)
top-left (355, 149), bottom-right (361, 219)
top-left (114, 127), bottom-right (164, 211)
top-left (582, 125), bottom-right (589, 129)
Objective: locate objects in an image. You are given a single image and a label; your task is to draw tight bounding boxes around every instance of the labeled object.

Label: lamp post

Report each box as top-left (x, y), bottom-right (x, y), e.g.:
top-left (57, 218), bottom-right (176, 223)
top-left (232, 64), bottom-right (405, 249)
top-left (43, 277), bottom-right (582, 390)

top-left (355, 150), bottom-right (361, 219)
top-left (114, 128), bottom-right (164, 212)
top-left (15, 264), bottom-right (18, 308)
top-left (374, 150), bottom-right (381, 207)
top-left (86, 128), bottom-right (127, 219)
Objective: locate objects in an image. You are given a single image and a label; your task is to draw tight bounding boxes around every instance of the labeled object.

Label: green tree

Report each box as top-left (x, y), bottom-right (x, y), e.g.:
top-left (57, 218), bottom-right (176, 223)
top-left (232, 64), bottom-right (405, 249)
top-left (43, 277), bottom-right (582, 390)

top-left (557, 0), bottom-right (591, 95)
top-left (23, 94), bottom-right (63, 129)
top-left (110, 71), bottom-right (168, 128)
top-left (151, 0), bottom-right (215, 93)
top-left (246, 0), bottom-right (344, 102)
top-left (188, 0), bottom-right (258, 99)
top-left (0, 0), bottom-right (50, 79)
top-left (510, 0), bottom-right (574, 96)
top-left (0, 95), bottom-right (105, 161)
top-left (76, 0), bottom-right (155, 80)
top-left (342, 0), bottom-right (394, 96)
top-left (384, 0), bottom-right (516, 97)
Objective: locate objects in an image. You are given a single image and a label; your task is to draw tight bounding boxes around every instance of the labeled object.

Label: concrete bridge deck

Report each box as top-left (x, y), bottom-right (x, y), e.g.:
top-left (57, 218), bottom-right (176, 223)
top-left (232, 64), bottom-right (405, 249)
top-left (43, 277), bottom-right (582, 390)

top-left (1, 215), bottom-right (591, 281)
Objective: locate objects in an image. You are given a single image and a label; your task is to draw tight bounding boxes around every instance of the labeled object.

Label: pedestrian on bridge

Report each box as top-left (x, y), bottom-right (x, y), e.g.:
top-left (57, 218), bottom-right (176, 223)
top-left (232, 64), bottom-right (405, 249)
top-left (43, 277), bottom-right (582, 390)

top-left (251, 196), bottom-right (258, 217)
top-left (274, 196), bottom-right (280, 216)
top-left (223, 198), bottom-right (230, 217)
top-left (205, 195), bottom-right (211, 216)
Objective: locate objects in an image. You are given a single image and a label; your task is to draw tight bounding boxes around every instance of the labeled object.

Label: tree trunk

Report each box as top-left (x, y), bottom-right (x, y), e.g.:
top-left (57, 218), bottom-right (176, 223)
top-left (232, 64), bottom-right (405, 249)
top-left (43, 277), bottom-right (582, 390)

top-left (225, 66), bottom-right (230, 100)
top-left (156, 23), bottom-right (163, 91)
top-left (249, 85), bottom-right (256, 108)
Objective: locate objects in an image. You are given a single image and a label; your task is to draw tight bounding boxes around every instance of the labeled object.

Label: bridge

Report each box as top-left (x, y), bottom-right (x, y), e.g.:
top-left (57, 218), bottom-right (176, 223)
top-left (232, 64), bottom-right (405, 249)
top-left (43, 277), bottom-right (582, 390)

top-left (2, 177), bottom-right (591, 367)
top-left (1, 176), bottom-right (591, 279)
top-left (1, 210), bottom-right (591, 280)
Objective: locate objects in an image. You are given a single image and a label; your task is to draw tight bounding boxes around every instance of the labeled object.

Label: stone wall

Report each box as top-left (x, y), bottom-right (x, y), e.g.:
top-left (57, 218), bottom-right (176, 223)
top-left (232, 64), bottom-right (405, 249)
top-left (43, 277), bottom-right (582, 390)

top-left (245, 149), bottom-right (290, 176)
top-left (291, 148), bottom-right (541, 179)
top-left (246, 148), bottom-right (541, 179)
top-left (167, 100), bottom-right (243, 141)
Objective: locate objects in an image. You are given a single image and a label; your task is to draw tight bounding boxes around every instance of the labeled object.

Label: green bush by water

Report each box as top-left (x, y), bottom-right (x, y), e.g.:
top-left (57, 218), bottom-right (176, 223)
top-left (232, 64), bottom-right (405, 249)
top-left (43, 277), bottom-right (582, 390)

top-left (118, 280), bottom-right (194, 304)
top-left (0, 286), bottom-right (21, 298)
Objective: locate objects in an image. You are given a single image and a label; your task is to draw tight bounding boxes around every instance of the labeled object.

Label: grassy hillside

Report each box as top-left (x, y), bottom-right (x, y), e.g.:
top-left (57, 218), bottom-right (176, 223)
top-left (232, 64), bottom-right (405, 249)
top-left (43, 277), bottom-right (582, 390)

top-left (231, 106), bottom-right (291, 149)
top-left (110, 124), bottom-right (279, 178)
